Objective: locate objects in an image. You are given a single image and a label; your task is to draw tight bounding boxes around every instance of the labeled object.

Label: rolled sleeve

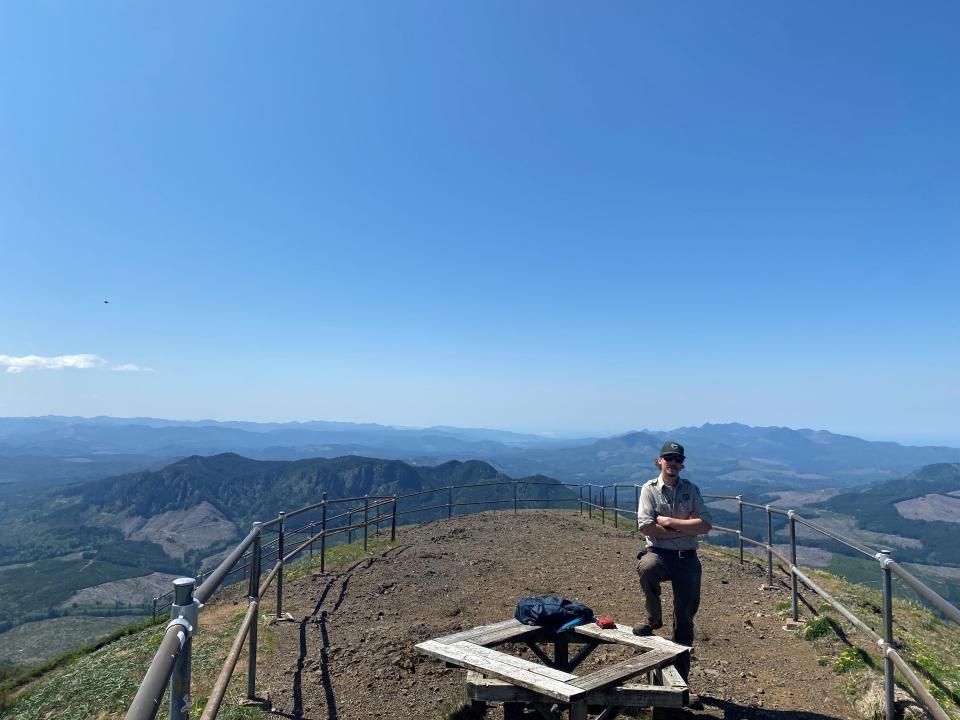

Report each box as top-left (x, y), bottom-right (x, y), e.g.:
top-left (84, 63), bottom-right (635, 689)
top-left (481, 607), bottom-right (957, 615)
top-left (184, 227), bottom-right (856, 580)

top-left (637, 484), bottom-right (657, 529)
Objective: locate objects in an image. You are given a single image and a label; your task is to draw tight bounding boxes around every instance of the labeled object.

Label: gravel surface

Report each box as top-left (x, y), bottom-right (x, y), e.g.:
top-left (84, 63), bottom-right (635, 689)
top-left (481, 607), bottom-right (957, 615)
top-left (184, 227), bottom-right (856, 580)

top-left (257, 511), bottom-right (855, 719)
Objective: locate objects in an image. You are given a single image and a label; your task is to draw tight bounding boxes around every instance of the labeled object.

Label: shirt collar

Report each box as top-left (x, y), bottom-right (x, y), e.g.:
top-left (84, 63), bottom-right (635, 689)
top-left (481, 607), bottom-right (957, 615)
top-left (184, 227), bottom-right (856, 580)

top-left (656, 475), bottom-right (685, 491)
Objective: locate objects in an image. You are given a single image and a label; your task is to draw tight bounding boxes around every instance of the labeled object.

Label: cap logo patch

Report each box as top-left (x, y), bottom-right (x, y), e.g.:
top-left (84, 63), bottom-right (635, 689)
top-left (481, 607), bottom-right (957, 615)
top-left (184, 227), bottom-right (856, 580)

top-left (670, 443), bottom-right (678, 450)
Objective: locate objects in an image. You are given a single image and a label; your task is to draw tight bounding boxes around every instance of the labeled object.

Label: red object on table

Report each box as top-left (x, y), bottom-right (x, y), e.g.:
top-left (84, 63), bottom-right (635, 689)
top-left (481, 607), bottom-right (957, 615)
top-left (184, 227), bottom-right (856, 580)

top-left (596, 616), bottom-right (616, 629)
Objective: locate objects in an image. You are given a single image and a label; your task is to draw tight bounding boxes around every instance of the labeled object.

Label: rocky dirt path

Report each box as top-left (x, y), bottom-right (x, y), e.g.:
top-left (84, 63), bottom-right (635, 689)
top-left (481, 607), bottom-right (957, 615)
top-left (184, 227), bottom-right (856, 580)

top-left (256, 511), bottom-right (855, 719)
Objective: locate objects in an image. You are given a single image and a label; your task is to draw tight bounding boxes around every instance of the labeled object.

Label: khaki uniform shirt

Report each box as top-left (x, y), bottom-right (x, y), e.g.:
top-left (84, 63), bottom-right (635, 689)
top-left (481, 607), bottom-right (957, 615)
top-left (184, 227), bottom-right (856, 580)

top-left (636, 475), bottom-right (713, 551)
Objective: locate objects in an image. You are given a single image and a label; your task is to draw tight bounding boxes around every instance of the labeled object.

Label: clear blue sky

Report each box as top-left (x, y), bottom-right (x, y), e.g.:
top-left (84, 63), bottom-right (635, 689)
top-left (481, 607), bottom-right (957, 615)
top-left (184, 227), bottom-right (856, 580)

top-left (1, 2), bottom-right (958, 443)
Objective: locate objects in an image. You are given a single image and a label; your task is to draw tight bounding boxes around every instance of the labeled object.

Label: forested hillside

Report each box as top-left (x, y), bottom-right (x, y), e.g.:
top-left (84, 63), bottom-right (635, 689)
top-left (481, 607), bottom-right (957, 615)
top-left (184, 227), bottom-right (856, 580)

top-left (812, 463), bottom-right (960, 566)
top-left (0, 454), bottom-right (573, 645)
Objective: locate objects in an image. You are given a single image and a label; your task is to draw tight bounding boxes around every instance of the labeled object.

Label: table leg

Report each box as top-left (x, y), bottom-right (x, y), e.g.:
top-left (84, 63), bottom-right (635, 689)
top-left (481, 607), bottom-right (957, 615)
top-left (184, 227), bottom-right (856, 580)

top-left (555, 637), bottom-right (569, 670)
top-left (570, 699), bottom-right (588, 720)
top-left (504, 702), bottom-right (523, 720)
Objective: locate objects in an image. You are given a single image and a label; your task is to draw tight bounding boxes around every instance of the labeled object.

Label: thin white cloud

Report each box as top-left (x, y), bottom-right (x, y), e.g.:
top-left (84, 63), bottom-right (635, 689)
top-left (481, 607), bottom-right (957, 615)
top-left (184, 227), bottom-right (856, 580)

top-left (111, 363), bottom-right (154, 372)
top-left (0, 354), bottom-right (107, 374)
top-left (0, 354), bottom-right (155, 375)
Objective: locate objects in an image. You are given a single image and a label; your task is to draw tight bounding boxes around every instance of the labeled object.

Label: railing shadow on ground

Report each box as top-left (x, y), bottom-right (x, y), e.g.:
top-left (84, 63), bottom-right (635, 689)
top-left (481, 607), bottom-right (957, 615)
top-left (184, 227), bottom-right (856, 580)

top-left (125, 480), bottom-right (958, 720)
top-left (697, 695), bottom-right (848, 720)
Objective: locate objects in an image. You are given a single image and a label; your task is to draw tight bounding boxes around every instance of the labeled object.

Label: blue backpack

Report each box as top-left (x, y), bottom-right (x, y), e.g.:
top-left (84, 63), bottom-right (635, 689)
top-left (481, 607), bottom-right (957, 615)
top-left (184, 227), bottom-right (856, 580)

top-left (514, 596), bottom-right (594, 631)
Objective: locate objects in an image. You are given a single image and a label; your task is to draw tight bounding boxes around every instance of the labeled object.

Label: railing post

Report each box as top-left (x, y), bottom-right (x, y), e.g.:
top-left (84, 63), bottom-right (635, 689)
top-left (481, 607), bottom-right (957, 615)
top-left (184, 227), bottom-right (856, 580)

top-left (737, 495), bottom-right (744, 564)
top-left (375, 499), bottom-right (382, 535)
top-left (789, 510), bottom-right (799, 621)
top-left (765, 505), bottom-right (774, 587)
top-left (363, 495), bottom-right (369, 552)
top-left (247, 522), bottom-right (262, 700)
top-left (348, 509), bottom-right (353, 544)
top-left (276, 512), bottom-right (286, 618)
top-left (248, 525), bottom-right (262, 600)
top-left (169, 577), bottom-right (197, 720)
top-left (613, 485), bottom-right (619, 529)
top-left (152, 596), bottom-right (157, 620)
top-left (635, 484), bottom-right (640, 527)
top-left (579, 485), bottom-right (583, 516)
top-left (588, 485), bottom-right (593, 520)
top-left (308, 521), bottom-right (315, 558)
top-left (601, 486), bottom-right (606, 525)
top-left (390, 496), bottom-right (397, 542)
top-left (448, 486), bottom-right (453, 520)
top-left (320, 493), bottom-right (328, 574)
top-left (879, 550), bottom-right (896, 720)
top-left (513, 482), bottom-right (518, 515)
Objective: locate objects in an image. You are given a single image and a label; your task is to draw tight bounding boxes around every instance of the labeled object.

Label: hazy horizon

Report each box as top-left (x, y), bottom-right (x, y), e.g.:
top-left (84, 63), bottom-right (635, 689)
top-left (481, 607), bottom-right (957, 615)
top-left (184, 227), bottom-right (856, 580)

top-left (3, 413), bottom-right (959, 450)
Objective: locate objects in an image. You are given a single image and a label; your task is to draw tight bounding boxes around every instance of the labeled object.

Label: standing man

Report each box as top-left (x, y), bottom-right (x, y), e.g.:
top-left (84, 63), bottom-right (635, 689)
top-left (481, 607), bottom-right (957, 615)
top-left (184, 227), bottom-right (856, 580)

top-left (635, 441), bottom-right (712, 680)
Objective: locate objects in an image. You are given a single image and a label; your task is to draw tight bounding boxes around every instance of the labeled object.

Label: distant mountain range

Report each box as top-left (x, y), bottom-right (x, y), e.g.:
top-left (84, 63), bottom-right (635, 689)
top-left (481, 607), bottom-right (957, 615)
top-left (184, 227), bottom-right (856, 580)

top-left (3, 416), bottom-right (960, 492)
top-left (0, 415), bottom-right (562, 452)
top-left (518, 423), bottom-right (960, 491)
top-left (0, 416), bottom-right (578, 488)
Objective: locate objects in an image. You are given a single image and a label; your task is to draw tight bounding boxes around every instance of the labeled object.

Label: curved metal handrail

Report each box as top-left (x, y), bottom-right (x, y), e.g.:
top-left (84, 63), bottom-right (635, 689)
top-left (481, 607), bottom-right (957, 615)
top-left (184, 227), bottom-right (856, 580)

top-left (130, 479), bottom-right (958, 720)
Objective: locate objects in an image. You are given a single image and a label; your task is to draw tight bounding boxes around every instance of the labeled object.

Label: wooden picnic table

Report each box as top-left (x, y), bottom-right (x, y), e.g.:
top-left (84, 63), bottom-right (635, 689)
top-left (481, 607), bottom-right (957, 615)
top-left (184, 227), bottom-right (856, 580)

top-left (415, 618), bottom-right (690, 720)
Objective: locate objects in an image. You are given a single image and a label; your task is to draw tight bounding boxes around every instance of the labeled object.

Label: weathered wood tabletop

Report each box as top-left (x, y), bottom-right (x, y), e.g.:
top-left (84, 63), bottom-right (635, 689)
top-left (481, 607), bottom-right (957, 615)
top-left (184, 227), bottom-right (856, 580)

top-left (415, 618), bottom-right (691, 720)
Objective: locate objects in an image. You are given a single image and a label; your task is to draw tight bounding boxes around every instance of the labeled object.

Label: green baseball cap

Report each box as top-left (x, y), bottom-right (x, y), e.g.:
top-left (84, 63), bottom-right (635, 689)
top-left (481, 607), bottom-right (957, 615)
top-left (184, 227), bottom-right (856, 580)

top-left (660, 441), bottom-right (685, 458)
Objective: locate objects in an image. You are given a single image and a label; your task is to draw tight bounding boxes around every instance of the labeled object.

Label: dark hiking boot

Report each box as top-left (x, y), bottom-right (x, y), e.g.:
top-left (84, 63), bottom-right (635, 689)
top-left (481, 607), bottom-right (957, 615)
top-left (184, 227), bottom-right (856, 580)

top-left (631, 622), bottom-right (663, 636)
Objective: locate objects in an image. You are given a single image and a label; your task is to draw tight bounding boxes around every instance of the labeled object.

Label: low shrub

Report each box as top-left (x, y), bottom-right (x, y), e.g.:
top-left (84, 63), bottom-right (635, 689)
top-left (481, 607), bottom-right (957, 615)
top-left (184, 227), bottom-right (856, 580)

top-left (834, 647), bottom-right (867, 673)
top-left (799, 616), bottom-right (834, 640)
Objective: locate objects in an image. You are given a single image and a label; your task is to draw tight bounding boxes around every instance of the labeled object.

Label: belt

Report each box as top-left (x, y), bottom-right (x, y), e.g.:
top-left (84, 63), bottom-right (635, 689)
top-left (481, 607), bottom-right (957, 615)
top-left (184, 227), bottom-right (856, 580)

top-left (649, 547), bottom-right (698, 559)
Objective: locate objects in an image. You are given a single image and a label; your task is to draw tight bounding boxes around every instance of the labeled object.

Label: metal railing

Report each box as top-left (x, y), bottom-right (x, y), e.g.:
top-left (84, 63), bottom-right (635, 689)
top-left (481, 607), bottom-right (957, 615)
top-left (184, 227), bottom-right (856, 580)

top-left (127, 480), bottom-right (580, 720)
top-left (592, 484), bottom-right (960, 720)
top-left (126, 480), bottom-right (959, 720)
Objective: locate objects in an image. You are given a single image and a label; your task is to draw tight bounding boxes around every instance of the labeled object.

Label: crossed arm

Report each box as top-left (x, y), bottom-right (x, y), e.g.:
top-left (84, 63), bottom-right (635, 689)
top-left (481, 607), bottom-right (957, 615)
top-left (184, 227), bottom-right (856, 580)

top-left (639, 511), bottom-right (712, 538)
top-left (651, 514), bottom-right (711, 536)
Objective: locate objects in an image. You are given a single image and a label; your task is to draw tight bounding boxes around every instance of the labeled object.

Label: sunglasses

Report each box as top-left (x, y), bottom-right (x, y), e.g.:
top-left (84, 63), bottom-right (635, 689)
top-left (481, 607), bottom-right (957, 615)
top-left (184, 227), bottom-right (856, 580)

top-left (662, 455), bottom-right (685, 463)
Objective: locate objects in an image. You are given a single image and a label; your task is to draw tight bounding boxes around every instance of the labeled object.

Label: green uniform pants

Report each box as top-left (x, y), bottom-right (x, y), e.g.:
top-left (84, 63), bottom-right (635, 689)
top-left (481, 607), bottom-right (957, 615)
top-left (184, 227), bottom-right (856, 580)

top-left (637, 549), bottom-right (702, 679)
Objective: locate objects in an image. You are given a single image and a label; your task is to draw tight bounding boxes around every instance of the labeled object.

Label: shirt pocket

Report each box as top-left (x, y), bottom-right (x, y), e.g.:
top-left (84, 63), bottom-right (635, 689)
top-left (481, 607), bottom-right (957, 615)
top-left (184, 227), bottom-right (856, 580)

top-left (654, 502), bottom-right (672, 515)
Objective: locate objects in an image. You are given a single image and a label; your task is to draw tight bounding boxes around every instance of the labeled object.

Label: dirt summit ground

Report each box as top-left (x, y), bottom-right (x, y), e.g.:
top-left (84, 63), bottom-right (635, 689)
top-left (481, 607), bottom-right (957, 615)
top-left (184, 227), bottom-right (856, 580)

top-left (259, 511), bottom-right (856, 720)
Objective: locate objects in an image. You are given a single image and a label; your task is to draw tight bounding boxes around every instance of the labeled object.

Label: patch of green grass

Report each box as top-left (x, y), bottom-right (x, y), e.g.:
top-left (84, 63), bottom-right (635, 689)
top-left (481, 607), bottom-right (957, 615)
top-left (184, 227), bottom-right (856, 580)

top-left (0, 613), bottom-right (165, 711)
top-left (284, 534), bottom-right (395, 583)
top-left (799, 616), bottom-right (834, 640)
top-left (774, 600), bottom-right (792, 615)
top-left (0, 614), bottom-right (148, 667)
top-left (897, 634), bottom-right (960, 709)
top-left (215, 705), bottom-right (268, 720)
top-left (834, 647), bottom-right (867, 673)
top-left (0, 621), bottom-right (169, 718)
